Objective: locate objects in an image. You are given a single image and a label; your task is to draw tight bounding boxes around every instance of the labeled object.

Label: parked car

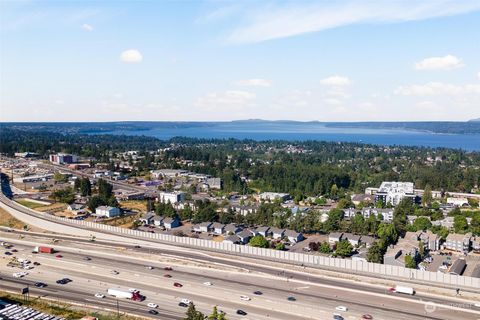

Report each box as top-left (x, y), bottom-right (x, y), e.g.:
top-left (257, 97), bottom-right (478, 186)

top-left (333, 314), bottom-right (344, 320)
top-left (173, 282), bottom-right (183, 287)
top-left (55, 254), bottom-right (63, 258)
top-left (83, 256), bottom-right (91, 261)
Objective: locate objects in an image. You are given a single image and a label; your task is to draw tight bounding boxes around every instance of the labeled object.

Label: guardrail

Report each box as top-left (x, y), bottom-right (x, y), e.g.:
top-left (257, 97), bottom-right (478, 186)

top-left (1, 193), bottom-right (479, 291)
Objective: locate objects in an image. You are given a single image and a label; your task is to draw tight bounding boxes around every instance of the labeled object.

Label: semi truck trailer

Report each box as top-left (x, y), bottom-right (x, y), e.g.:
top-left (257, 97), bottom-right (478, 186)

top-left (107, 288), bottom-right (144, 301)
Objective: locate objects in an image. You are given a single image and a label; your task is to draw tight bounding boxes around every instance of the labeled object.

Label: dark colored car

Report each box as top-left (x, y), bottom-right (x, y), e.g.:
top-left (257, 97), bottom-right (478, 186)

top-left (236, 310), bottom-right (247, 316)
top-left (33, 262), bottom-right (41, 266)
top-left (287, 296), bottom-right (296, 301)
top-left (178, 302), bottom-right (188, 307)
top-left (164, 274), bottom-right (172, 278)
top-left (83, 256), bottom-right (91, 261)
top-left (56, 278), bottom-right (72, 284)
top-left (11, 249), bottom-right (18, 252)
top-left (148, 310), bottom-right (158, 315)
top-left (361, 315), bottom-right (373, 320)
top-left (333, 315), bottom-right (344, 320)
top-left (173, 282), bottom-right (182, 288)
top-left (253, 291), bottom-right (263, 295)
top-left (164, 266), bottom-right (173, 271)
top-left (134, 245), bottom-right (141, 249)
top-left (4, 252), bottom-right (12, 255)
top-left (34, 282), bottom-right (47, 288)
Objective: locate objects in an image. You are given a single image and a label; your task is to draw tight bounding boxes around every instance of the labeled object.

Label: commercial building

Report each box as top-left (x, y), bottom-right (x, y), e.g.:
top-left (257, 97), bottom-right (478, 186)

top-left (372, 182), bottom-right (419, 206)
top-left (258, 192), bottom-right (290, 202)
top-left (95, 206), bottom-right (120, 218)
top-left (49, 153), bottom-right (78, 164)
top-left (158, 191), bottom-right (186, 204)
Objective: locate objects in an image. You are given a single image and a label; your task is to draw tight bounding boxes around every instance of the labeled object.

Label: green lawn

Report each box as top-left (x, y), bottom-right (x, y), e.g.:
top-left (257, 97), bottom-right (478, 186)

top-left (15, 199), bottom-right (46, 209)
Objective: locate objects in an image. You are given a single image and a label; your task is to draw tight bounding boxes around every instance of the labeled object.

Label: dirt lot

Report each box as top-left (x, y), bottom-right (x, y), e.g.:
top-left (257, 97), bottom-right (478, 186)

top-left (119, 200), bottom-right (147, 212)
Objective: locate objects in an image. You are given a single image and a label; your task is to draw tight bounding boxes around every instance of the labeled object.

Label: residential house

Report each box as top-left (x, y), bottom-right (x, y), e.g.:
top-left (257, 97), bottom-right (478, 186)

top-left (270, 227), bottom-right (285, 240)
top-left (224, 223), bottom-right (242, 235)
top-left (163, 217), bottom-right (180, 230)
top-left (206, 177), bottom-right (223, 190)
top-left (384, 232), bottom-right (422, 267)
top-left (351, 194), bottom-right (374, 206)
top-left (256, 226), bottom-right (271, 238)
top-left (360, 235), bottom-right (375, 248)
top-left (449, 258), bottom-right (466, 275)
top-left (95, 206), bottom-right (120, 218)
top-left (284, 229), bottom-right (304, 243)
top-left (223, 234), bottom-right (241, 244)
top-left (154, 216), bottom-right (165, 227)
top-left (328, 232), bottom-right (343, 244)
top-left (342, 233), bottom-right (361, 247)
top-left (351, 252), bottom-right (368, 262)
top-left (198, 222), bottom-right (213, 233)
top-left (212, 222), bottom-right (225, 235)
top-left (238, 229), bottom-right (254, 244)
top-left (444, 233), bottom-right (472, 253)
top-left (139, 212), bottom-right (155, 225)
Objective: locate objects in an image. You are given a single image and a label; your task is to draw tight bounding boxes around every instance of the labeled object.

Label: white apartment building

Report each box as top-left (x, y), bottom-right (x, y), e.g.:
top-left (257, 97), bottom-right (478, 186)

top-left (158, 191), bottom-right (186, 204)
top-left (373, 181), bottom-right (418, 206)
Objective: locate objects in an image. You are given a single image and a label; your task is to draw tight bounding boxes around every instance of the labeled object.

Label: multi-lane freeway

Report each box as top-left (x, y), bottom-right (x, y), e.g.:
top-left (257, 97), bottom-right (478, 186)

top-left (1, 231), bottom-right (479, 320)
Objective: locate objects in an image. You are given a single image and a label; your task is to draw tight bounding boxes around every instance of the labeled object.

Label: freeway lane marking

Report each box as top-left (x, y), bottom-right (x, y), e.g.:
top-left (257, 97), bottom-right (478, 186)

top-left (296, 286), bottom-right (310, 289)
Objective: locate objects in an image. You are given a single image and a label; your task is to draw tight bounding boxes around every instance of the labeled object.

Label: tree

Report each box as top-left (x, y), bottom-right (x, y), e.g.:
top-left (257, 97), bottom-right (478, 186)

top-left (184, 303), bottom-right (204, 320)
top-left (413, 216), bottom-right (432, 231)
top-left (330, 184), bottom-right (338, 197)
top-left (53, 172), bottom-right (68, 183)
top-left (249, 235), bottom-right (269, 248)
top-left (405, 255), bottom-right (417, 269)
top-left (87, 195), bottom-right (105, 212)
top-left (350, 214), bottom-right (365, 234)
top-left (79, 177), bottom-right (92, 196)
top-left (319, 241), bottom-right (331, 254)
top-left (377, 223), bottom-right (398, 245)
top-left (207, 306), bottom-right (219, 320)
top-left (50, 187), bottom-right (74, 204)
top-left (324, 209), bottom-right (343, 232)
top-left (418, 241), bottom-right (425, 259)
top-left (367, 242), bottom-right (384, 263)
top-left (422, 184), bottom-right (433, 207)
top-left (275, 242), bottom-right (285, 250)
top-left (98, 179), bottom-right (113, 200)
top-left (453, 215), bottom-right (468, 234)
top-left (335, 240), bottom-right (353, 257)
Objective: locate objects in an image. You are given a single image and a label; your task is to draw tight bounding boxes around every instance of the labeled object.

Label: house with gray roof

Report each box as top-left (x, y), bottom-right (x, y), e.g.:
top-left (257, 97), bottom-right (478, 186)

top-left (224, 223), bottom-right (242, 235)
top-left (154, 216), bottom-right (165, 226)
top-left (212, 222), bottom-right (225, 235)
top-left (284, 229), bottom-right (304, 243)
top-left (449, 258), bottom-right (466, 276)
top-left (198, 222), bottom-right (213, 233)
top-left (328, 232), bottom-right (343, 244)
top-left (238, 229), bottom-right (254, 244)
top-left (139, 212), bottom-right (155, 225)
top-left (223, 234), bottom-right (241, 244)
top-left (163, 216), bottom-right (180, 230)
top-left (270, 227), bottom-right (285, 240)
top-left (256, 226), bottom-right (271, 238)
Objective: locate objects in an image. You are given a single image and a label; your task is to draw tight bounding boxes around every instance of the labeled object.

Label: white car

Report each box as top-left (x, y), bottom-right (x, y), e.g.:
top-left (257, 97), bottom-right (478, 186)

top-left (335, 306), bottom-right (348, 312)
top-left (128, 288), bottom-right (138, 293)
top-left (146, 266), bottom-right (154, 270)
top-left (23, 265), bottom-right (33, 270)
top-left (181, 299), bottom-right (191, 304)
top-left (95, 293), bottom-right (105, 298)
top-left (147, 303), bottom-right (158, 308)
top-left (240, 295), bottom-right (251, 301)
top-left (13, 273), bottom-right (23, 278)
top-left (19, 271), bottom-right (28, 276)
top-left (203, 282), bottom-right (212, 286)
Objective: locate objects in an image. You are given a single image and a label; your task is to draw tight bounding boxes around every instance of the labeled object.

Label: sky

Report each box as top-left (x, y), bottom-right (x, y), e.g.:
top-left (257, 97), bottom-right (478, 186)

top-left (1, 0), bottom-right (480, 122)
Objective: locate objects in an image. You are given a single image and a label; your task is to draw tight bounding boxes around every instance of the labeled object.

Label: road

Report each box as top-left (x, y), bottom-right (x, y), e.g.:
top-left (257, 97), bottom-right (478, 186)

top-left (1, 235), bottom-right (479, 320)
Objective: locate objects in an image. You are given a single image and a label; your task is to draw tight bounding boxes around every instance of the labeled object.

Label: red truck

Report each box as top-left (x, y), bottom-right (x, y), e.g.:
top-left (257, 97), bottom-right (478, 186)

top-left (33, 246), bottom-right (54, 254)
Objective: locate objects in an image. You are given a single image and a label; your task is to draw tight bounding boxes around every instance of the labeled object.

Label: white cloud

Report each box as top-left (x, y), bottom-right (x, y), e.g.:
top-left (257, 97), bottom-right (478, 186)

top-left (395, 82), bottom-right (480, 96)
top-left (81, 23), bottom-right (93, 32)
top-left (234, 79), bottom-right (272, 87)
top-left (323, 98), bottom-right (342, 106)
top-left (320, 75), bottom-right (351, 86)
top-left (414, 54), bottom-right (464, 70)
top-left (478, 72), bottom-right (480, 80)
top-left (120, 49), bottom-right (143, 63)
top-left (225, 1), bottom-right (480, 44)
top-left (195, 90), bottom-right (256, 109)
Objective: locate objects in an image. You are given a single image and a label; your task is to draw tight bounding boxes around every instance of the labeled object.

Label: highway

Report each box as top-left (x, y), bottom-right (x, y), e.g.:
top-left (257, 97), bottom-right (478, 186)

top-left (1, 234), bottom-right (479, 320)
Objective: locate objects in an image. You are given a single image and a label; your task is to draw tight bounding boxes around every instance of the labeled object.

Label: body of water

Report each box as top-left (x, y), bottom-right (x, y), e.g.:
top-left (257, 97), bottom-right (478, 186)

top-left (92, 122), bottom-right (480, 151)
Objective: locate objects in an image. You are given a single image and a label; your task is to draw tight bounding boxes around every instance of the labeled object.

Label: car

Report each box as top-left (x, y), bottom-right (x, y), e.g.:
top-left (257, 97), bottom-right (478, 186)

top-left (147, 303), bottom-right (158, 308)
top-left (55, 254), bottom-right (63, 258)
top-left (129, 288), bottom-right (138, 293)
top-left (178, 302), bottom-right (188, 307)
top-left (23, 265), bottom-right (33, 270)
top-left (164, 274), bottom-right (172, 278)
top-left (56, 279), bottom-right (67, 284)
top-left (11, 249), bottom-right (18, 252)
top-left (287, 296), bottom-right (296, 301)
top-left (164, 266), bottom-right (173, 271)
top-left (148, 310), bottom-right (159, 315)
top-left (34, 282), bottom-right (47, 288)
top-left (146, 266), bottom-right (154, 270)
top-left (83, 256), bottom-right (91, 261)
top-left (388, 287), bottom-right (396, 292)
top-left (4, 252), bottom-right (12, 255)
top-left (95, 293), bottom-right (105, 298)
top-left (240, 295), bottom-right (251, 301)
top-left (333, 315), bottom-right (344, 320)
top-left (134, 245), bottom-right (142, 248)
top-left (253, 291), bottom-right (263, 295)
top-left (111, 270), bottom-right (119, 275)
top-left (236, 310), bottom-right (247, 316)
top-left (203, 282), bottom-right (212, 286)
top-left (33, 262), bottom-right (41, 266)
top-left (361, 315), bottom-right (373, 320)
top-left (13, 273), bottom-right (23, 278)
top-left (335, 306), bottom-right (348, 312)
top-left (173, 282), bottom-right (183, 287)
top-left (181, 299), bottom-right (191, 304)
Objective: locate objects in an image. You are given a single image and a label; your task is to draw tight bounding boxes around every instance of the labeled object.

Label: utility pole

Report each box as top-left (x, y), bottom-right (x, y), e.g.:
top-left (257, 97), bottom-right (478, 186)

top-left (116, 299), bottom-right (120, 320)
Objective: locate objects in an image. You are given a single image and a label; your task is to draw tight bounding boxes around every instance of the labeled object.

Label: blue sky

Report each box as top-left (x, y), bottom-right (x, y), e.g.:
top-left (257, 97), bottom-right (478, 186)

top-left (1, 0), bottom-right (480, 122)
